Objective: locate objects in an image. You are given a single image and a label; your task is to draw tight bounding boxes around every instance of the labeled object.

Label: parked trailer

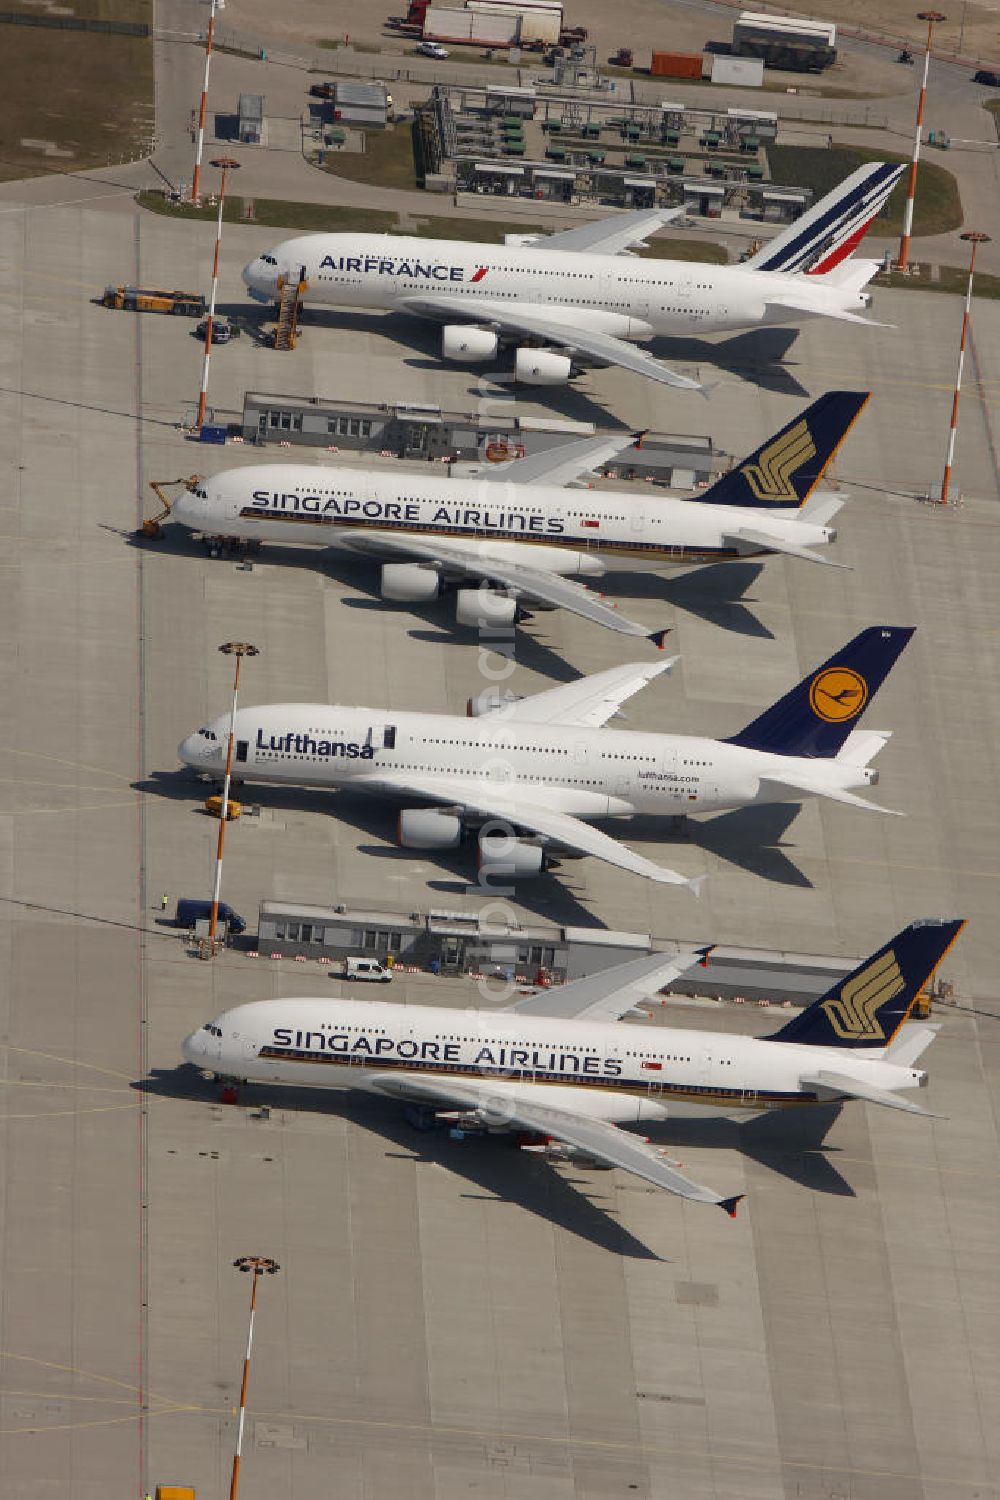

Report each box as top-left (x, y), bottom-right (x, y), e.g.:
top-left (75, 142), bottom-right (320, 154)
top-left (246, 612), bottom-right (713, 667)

top-left (102, 285), bottom-right (206, 316)
top-left (650, 50), bottom-right (705, 79)
top-left (732, 11), bottom-right (837, 71)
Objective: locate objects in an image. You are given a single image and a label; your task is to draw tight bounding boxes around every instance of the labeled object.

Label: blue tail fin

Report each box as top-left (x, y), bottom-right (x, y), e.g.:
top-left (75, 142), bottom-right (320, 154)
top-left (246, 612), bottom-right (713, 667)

top-left (768, 920), bottom-right (965, 1049)
top-left (701, 391), bottom-right (870, 510)
top-left (726, 625), bottom-right (914, 759)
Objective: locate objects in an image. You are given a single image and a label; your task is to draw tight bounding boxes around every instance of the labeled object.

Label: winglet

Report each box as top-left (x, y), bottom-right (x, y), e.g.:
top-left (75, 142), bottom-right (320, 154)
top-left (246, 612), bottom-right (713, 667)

top-left (697, 944), bottom-right (716, 967)
top-left (719, 1194), bottom-right (744, 1219)
top-left (648, 628), bottom-right (671, 651)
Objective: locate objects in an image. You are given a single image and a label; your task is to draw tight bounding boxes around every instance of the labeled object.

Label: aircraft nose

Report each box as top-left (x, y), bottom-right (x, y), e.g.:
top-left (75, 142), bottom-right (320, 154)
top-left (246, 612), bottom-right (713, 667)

top-left (242, 256), bottom-right (278, 303)
top-left (178, 731), bottom-right (214, 767)
top-left (171, 490), bottom-right (198, 529)
top-left (181, 1029), bottom-right (204, 1065)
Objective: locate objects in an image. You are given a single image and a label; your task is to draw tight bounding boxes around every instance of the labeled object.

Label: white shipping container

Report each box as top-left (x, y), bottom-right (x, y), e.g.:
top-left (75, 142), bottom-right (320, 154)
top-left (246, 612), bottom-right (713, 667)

top-left (422, 4), bottom-right (475, 39)
top-left (735, 10), bottom-right (836, 46)
top-left (470, 9), bottom-right (518, 41)
top-left (710, 54), bottom-right (765, 87)
top-left (518, 10), bottom-right (561, 42)
top-left (467, 0), bottom-right (562, 12)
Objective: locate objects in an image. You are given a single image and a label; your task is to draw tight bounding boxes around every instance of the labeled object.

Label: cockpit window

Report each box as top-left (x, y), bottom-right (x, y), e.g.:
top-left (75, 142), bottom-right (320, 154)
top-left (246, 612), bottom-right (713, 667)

top-left (261, 254), bottom-right (278, 266)
top-left (202, 1022), bottom-right (223, 1036)
top-left (197, 727), bottom-right (218, 741)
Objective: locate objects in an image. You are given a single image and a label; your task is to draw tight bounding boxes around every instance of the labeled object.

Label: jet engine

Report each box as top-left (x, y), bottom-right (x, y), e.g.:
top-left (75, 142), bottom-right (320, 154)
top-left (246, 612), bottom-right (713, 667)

top-left (380, 563), bottom-right (440, 603)
top-left (515, 347), bottom-right (572, 385)
top-left (466, 691), bottom-right (524, 718)
top-left (397, 809), bottom-right (463, 849)
top-left (477, 832), bottom-right (547, 879)
top-left (455, 586), bottom-right (518, 630)
top-left (442, 325), bottom-right (499, 361)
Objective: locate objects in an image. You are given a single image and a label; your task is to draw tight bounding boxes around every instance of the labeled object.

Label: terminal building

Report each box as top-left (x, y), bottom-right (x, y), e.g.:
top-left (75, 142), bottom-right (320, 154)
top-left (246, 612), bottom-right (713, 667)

top-left (254, 898), bottom-right (862, 1003)
top-left (239, 391), bottom-right (716, 487)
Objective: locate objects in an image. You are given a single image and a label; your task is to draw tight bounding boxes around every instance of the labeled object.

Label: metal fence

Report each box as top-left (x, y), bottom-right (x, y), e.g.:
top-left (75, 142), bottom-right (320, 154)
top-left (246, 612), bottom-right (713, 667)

top-left (0, 12), bottom-right (149, 35)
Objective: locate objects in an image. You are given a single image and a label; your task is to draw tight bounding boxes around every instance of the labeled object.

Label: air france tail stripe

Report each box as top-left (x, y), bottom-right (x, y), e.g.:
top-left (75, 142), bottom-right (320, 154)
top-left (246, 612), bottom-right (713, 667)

top-left (806, 217), bottom-right (878, 275)
top-left (754, 164), bottom-right (900, 273)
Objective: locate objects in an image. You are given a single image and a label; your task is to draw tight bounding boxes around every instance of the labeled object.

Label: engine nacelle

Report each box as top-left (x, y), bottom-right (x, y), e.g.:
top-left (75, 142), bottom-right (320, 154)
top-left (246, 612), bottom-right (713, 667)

top-left (442, 325), bottom-right (499, 362)
top-left (515, 346), bottom-right (572, 385)
top-left (397, 808), bottom-right (462, 849)
top-left (380, 562), bottom-right (440, 603)
top-left (466, 690), bottom-right (524, 718)
top-left (455, 586), bottom-right (518, 630)
top-left (477, 833), bottom-right (546, 879)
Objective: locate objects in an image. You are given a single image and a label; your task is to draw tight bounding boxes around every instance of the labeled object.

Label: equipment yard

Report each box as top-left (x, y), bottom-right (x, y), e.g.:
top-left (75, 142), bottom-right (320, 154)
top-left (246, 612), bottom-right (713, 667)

top-left (1, 3), bottom-right (999, 1498)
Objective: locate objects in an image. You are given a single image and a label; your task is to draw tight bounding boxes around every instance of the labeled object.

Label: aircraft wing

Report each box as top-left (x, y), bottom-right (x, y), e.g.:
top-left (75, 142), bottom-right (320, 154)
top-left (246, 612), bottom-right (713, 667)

top-left (401, 293), bottom-right (705, 393)
top-left (335, 529), bottom-right (668, 642)
top-left (722, 527), bottom-right (851, 569)
top-left (800, 1069), bottom-right (941, 1118)
top-left (368, 1072), bottom-right (742, 1213)
top-left (490, 658), bottom-right (676, 728)
top-left (474, 430), bottom-right (645, 487)
top-left (350, 769), bottom-right (704, 890)
top-left (540, 207), bottom-right (684, 255)
top-left (509, 945), bottom-right (714, 1020)
top-left (759, 773), bottom-right (902, 815)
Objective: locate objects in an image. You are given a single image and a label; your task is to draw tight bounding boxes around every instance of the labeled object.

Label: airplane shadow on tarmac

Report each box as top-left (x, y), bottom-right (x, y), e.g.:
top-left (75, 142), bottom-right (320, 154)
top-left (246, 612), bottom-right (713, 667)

top-left (136, 1067), bottom-right (853, 1257)
top-left (289, 308), bottom-right (812, 406)
top-left (625, 802), bottom-right (812, 889)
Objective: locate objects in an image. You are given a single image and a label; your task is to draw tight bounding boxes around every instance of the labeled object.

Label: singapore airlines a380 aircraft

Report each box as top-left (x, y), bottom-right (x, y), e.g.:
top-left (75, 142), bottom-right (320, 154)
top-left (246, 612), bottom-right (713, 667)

top-left (179, 625), bottom-right (913, 890)
top-left (181, 920), bottom-right (964, 1216)
top-left (171, 391), bottom-right (868, 642)
top-left (242, 162), bottom-right (904, 392)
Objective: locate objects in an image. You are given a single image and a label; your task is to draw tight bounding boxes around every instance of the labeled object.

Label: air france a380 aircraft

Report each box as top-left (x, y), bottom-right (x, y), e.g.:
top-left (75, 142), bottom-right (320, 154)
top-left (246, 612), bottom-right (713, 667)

top-left (171, 391), bottom-right (867, 643)
top-left (179, 625), bottom-right (913, 890)
top-left (242, 163), bottom-right (904, 392)
top-left (181, 920), bottom-right (964, 1216)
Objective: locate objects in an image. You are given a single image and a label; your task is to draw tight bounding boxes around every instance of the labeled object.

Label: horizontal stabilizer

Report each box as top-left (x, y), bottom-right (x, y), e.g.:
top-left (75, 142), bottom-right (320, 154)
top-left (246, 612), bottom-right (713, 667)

top-left (801, 1070), bottom-right (941, 1117)
top-left (835, 729), bottom-right (892, 767)
top-left (884, 1024), bottom-right (940, 1065)
top-left (797, 492), bottom-right (847, 526)
top-left (759, 774), bottom-right (902, 815)
top-left (766, 295), bottom-right (893, 327)
top-left (723, 528), bottom-right (850, 569)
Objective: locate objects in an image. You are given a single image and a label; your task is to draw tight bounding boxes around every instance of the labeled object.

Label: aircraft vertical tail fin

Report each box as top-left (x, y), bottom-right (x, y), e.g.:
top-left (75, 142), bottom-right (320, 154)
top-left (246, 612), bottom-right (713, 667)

top-left (768, 920), bottom-right (965, 1049)
top-left (698, 391), bottom-right (869, 510)
top-left (725, 625), bottom-right (914, 759)
top-left (738, 162), bottom-right (905, 276)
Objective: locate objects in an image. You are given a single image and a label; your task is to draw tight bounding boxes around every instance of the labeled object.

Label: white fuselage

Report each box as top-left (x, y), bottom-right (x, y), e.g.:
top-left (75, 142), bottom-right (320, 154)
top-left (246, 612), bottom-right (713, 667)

top-left (182, 996), bottom-right (927, 1124)
top-left (171, 464), bottom-right (835, 572)
top-left (179, 702), bottom-right (879, 820)
top-left (242, 232), bottom-right (872, 338)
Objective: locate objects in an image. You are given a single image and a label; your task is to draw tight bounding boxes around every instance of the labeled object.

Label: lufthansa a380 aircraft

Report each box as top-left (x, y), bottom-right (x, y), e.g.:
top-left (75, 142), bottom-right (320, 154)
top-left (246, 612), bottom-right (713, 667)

top-left (181, 920), bottom-right (964, 1216)
top-left (241, 162), bottom-right (904, 392)
top-left (179, 625), bottom-right (913, 890)
top-left (171, 391), bottom-right (868, 643)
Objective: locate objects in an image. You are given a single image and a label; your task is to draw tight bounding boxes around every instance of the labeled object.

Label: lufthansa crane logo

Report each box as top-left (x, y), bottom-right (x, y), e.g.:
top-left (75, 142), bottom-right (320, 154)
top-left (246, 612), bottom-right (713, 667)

top-left (821, 949), bottom-right (905, 1041)
top-left (739, 419), bottom-right (817, 503)
top-left (808, 666), bottom-right (868, 723)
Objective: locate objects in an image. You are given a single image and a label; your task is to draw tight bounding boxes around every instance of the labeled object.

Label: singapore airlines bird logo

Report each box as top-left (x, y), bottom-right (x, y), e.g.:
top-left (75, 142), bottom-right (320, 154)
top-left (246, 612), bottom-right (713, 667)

top-left (808, 666), bottom-right (869, 723)
top-left (739, 419), bottom-right (817, 502)
top-left (821, 949), bottom-right (905, 1041)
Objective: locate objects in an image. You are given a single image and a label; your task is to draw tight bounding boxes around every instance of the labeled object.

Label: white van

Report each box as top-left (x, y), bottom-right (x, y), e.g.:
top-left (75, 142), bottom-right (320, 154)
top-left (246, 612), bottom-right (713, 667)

top-left (342, 956), bottom-right (393, 983)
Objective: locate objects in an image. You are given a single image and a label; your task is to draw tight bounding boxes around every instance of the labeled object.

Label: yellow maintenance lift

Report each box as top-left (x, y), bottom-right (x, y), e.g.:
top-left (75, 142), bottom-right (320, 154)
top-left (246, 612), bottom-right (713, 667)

top-left (140, 476), bottom-right (201, 539)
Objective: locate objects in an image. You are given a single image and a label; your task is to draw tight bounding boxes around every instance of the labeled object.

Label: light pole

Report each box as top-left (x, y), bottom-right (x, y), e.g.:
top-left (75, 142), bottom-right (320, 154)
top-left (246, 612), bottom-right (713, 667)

top-left (195, 155), bottom-right (240, 434)
top-left (940, 230), bottom-right (990, 505)
top-left (898, 11), bottom-right (945, 272)
top-left (208, 641), bottom-right (259, 948)
top-left (191, 0), bottom-right (224, 203)
top-left (229, 1255), bottom-right (280, 1500)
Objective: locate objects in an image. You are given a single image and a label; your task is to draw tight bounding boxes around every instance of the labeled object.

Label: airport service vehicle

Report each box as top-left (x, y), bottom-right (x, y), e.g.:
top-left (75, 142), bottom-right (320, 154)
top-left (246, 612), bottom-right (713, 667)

top-left (241, 163), bottom-right (904, 393)
top-left (195, 315), bottom-right (239, 343)
top-left (415, 39), bottom-right (449, 56)
top-left (343, 956), bottom-right (393, 982)
top-left (182, 920), bottom-right (963, 1213)
top-left (170, 391), bottom-right (865, 643)
top-left (102, 285), bottom-right (206, 317)
top-left (174, 898), bottom-right (247, 934)
top-left (179, 625), bottom-right (912, 890)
